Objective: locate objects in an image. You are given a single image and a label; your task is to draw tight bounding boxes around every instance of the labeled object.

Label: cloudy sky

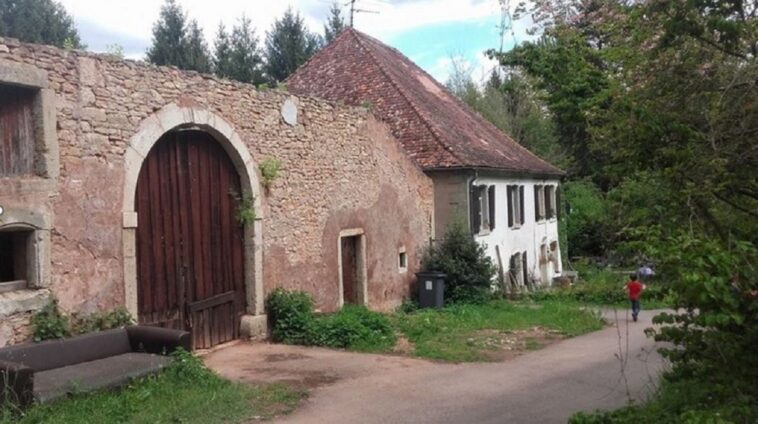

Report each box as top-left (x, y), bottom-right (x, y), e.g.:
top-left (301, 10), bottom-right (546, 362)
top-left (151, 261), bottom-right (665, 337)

top-left (58, 0), bottom-right (534, 84)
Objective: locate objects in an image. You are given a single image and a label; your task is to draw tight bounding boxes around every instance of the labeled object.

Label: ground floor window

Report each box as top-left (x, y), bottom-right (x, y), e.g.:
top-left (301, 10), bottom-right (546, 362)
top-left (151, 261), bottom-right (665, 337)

top-left (0, 228), bottom-right (33, 293)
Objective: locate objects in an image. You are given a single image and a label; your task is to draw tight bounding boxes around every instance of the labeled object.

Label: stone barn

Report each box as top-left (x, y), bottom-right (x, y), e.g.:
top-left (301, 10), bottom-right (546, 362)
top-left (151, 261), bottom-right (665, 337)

top-left (0, 38), bottom-right (433, 348)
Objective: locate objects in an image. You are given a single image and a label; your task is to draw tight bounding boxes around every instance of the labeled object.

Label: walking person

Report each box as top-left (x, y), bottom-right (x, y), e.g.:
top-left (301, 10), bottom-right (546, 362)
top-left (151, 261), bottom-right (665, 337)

top-left (637, 263), bottom-right (655, 284)
top-left (624, 273), bottom-right (645, 322)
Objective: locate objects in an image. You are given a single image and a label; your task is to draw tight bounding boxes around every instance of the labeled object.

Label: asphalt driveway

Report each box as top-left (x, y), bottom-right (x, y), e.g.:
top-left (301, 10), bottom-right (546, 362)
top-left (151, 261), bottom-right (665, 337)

top-left (204, 308), bottom-right (668, 424)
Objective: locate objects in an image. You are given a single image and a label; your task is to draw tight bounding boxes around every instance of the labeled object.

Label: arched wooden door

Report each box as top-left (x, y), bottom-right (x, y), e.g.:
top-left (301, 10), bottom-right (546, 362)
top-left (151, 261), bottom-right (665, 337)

top-left (135, 129), bottom-right (246, 349)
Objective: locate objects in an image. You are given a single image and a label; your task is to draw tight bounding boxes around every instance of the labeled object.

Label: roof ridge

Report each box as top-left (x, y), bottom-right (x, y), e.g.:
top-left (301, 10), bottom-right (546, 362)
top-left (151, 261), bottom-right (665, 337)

top-left (351, 29), bottom-right (562, 174)
top-left (349, 29), bottom-right (464, 166)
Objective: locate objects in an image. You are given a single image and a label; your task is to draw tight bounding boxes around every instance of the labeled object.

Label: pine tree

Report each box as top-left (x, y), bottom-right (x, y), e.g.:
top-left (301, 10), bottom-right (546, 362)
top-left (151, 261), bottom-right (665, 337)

top-left (323, 2), bottom-right (345, 44)
top-left (146, 0), bottom-right (211, 73)
top-left (230, 15), bottom-right (265, 85)
top-left (184, 20), bottom-right (212, 73)
top-left (0, 0), bottom-right (83, 48)
top-left (264, 7), bottom-right (322, 83)
top-left (213, 23), bottom-right (234, 77)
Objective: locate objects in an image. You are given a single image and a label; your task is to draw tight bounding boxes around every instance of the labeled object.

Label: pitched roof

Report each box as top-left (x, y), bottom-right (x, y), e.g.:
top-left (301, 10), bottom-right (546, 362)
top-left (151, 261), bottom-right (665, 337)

top-left (287, 28), bottom-right (564, 176)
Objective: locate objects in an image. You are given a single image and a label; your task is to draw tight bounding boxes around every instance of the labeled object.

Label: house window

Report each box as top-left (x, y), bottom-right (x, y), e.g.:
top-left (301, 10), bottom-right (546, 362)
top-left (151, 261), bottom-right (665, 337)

top-left (534, 185), bottom-right (545, 221)
top-left (507, 185), bottom-right (525, 228)
top-left (0, 228), bottom-right (33, 293)
top-left (545, 185), bottom-right (556, 219)
top-left (471, 184), bottom-right (495, 234)
top-left (398, 247), bottom-right (407, 273)
top-left (0, 85), bottom-right (36, 177)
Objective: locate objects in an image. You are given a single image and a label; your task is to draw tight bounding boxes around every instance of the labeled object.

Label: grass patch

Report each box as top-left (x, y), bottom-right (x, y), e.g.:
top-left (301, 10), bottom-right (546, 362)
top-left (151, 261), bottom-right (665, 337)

top-left (391, 300), bottom-right (605, 362)
top-left (1, 350), bottom-right (304, 424)
top-left (570, 378), bottom-right (758, 423)
top-left (531, 264), bottom-right (674, 309)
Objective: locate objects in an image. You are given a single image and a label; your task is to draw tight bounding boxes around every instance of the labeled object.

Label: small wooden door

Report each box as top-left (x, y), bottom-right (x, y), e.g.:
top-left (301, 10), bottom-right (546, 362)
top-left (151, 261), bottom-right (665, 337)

top-left (136, 130), bottom-right (245, 349)
top-left (341, 236), bottom-right (358, 304)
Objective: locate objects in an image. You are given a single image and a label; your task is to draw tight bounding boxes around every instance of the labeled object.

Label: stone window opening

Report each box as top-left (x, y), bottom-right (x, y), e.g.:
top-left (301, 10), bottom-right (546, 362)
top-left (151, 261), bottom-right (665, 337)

top-left (0, 226), bottom-right (34, 293)
top-left (398, 246), bottom-right (407, 273)
top-left (0, 60), bottom-right (58, 181)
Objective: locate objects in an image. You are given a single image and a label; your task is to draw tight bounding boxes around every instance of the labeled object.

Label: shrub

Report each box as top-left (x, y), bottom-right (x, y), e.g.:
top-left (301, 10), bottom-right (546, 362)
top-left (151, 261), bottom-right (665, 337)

top-left (31, 300), bottom-right (135, 342)
top-left (310, 306), bottom-right (395, 351)
top-left (31, 299), bottom-right (70, 341)
top-left (422, 220), bottom-right (497, 304)
top-left (265, 289), bottom-right (396, 351)
top-left (265, 288), bottom-right (314, 344)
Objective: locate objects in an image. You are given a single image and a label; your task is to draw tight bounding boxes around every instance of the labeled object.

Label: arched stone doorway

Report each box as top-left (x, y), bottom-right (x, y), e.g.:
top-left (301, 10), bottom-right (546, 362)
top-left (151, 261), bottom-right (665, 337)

top-left (136, 129), bottom-right (245, 348)
top-left (122, 104), bottom-right (264, 347)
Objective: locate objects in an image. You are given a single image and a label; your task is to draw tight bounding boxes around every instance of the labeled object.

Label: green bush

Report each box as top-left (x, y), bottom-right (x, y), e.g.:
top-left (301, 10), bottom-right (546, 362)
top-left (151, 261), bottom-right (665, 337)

top-left (265, 288), bottom-right (314, 345)
top-left (422, 220), bottom-right (497, 304)
top-left (71, 308), bottom-right (133, 335)
top-left (31, 299), bottom-right (70, 341)
top-left (310, 306), bottom-right (395, 351)
top-left (265, 289), bottom-right (396, 351)
top-left (31, 299), bottom-right (135, 342)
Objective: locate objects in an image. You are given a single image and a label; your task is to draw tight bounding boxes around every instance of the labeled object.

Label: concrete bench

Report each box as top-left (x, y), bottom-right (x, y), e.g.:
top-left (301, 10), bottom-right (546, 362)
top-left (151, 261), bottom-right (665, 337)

top-left (0, 326), bottom-right (191, 406)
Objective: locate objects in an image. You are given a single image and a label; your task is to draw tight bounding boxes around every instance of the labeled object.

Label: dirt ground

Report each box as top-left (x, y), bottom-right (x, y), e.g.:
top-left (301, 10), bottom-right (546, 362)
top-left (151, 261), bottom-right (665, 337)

top-left (204, 309), bottom-right (668, 424)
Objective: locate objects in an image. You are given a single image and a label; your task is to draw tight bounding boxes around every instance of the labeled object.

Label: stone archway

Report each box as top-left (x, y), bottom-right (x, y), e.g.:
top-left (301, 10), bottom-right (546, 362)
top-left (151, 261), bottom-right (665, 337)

top-left (122, 104), bottom-right (264, 338)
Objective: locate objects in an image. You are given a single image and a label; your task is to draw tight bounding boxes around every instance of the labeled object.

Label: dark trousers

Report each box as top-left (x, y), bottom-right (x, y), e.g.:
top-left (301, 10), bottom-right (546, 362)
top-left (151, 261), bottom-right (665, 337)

top-left (630, 300), bottom-right (641, 318)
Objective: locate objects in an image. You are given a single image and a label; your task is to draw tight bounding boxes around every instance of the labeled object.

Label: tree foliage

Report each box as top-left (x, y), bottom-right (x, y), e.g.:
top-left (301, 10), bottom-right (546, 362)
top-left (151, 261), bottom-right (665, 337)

top-left (323, 2), bottom-right (346, 44)
top-left (445, 59), bottom-right (565, 168)
top-left (0, 0), bottom-right (82, 48)
top-left (264, 7), bottom-right (322, 83)
top-left (146, 0), bottom-right (211, 73)
top-left (496, 0), bottom-right (758, 419)
top-left (213, 15), bottom-right (265, 85)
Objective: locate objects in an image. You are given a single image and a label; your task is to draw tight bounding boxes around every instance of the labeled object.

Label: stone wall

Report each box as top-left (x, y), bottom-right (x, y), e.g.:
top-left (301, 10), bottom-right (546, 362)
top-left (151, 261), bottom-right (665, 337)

top-left (0, 38), bottom-right (433, 345)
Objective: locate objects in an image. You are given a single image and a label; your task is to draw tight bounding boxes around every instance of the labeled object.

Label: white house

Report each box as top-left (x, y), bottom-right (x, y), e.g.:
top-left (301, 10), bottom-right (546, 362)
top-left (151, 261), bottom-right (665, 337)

top-left (288, 29), bottom-right (566, 289)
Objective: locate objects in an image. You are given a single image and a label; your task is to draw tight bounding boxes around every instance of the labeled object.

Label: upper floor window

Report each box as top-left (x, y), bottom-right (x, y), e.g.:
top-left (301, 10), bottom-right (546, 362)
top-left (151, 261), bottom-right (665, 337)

top-left (507, 185), bottom-right (524, 228)
top-left (0, 59), bottom-right (58, 181)
top-left (0, 85), bottom-right (36, 177)
top-left (545, 185), bottom-right (556, 219)
top-left (534, 185), bottom-right (545, 221)
top-left (471, 184), bottom-right (495, 235)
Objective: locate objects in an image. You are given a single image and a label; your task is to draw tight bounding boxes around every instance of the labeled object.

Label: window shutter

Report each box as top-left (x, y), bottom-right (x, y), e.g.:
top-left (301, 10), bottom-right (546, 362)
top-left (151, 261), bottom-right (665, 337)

top-left (556, 186), bottom-right (562, 220)
top-left (519, 186), bottom-right (525, 225)
top-left (488, 185), bottom-right (496, 230)
top-left (470, 184), bottom-right (481, 234)
top-left (507, 186), bottom-right (514, 228)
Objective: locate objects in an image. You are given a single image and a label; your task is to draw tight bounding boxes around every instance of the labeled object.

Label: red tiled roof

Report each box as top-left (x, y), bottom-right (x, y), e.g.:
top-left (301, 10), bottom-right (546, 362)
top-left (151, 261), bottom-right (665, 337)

top-left (287, 28), bottom-right (564, 176)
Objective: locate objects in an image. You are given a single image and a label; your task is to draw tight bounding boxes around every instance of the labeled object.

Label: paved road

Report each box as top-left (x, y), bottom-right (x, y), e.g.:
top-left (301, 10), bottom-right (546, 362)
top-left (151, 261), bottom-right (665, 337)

top-left (205, 308), bottom-right (668, 424)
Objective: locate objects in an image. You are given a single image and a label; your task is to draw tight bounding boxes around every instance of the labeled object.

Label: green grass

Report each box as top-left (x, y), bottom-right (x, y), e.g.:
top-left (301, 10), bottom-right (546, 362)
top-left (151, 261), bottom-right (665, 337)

top-left (531, 264), bottom-right (675, 309)
top-left (391, 300), bottom-right (605, 362)
top-left (1, 351), bottom-right (304, 424)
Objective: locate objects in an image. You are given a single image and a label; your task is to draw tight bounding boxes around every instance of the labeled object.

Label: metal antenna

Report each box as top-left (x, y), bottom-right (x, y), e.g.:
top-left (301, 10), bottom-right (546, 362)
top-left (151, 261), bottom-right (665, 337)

top-left (347, 0), bottom-right (379, 27)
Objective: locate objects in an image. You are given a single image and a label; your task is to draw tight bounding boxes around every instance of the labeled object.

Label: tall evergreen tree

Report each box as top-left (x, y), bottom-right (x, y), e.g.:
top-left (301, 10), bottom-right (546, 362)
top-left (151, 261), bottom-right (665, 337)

top-left (184, 19), bottom-right (211, 73)
top-left (264, 7), bottom-right (322, 83)
top-left (213, 23), bottom-right (234, 77)
top-left (213, 16), bottom-right (265, 85)
top-left (323, 2), bottom-right (345, 44)
top-left (146, 0), bottom-right (211, 73)
top-left (0, 0), bottom-right (83, 48)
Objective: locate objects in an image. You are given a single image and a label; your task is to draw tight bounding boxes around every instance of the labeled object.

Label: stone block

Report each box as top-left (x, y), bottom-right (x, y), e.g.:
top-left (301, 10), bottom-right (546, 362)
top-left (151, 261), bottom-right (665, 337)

top-left (239, 314), bottom-right (268, 341)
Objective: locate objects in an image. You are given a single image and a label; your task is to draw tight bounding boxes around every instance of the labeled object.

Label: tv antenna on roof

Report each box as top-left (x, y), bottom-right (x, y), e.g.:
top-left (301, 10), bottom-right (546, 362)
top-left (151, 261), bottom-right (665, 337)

top-left (346, 0), bottom-right (380, 27)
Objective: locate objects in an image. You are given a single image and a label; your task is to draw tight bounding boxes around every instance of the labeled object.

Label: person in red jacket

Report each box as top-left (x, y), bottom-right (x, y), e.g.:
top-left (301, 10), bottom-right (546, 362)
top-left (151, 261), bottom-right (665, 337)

top-left (624, 274), bottom-right (646, 322)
